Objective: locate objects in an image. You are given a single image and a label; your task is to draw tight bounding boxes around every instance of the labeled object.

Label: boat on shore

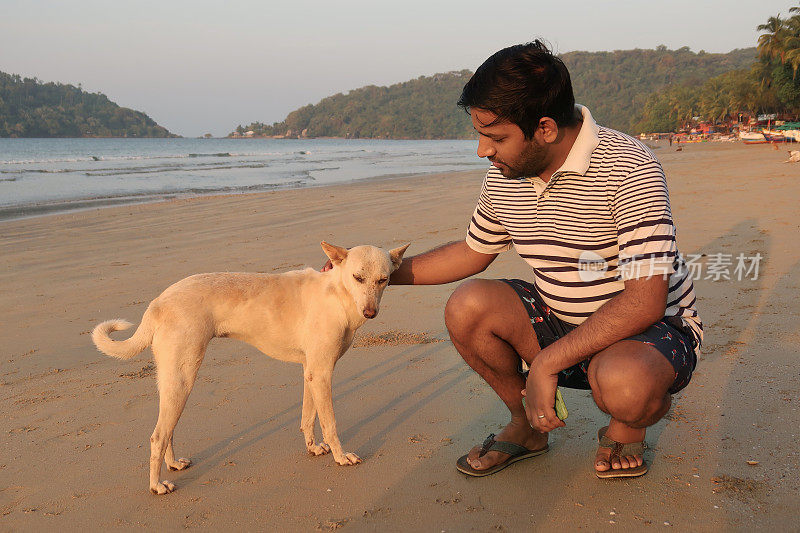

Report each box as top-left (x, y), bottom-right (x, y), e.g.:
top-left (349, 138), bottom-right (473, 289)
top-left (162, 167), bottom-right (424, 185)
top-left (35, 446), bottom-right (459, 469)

top-left (762, 130), bottom-right (787, 143)
top-left (740, 131), bottom-right (767, 144)
top-left (739, 130), bottom-right (789, 144)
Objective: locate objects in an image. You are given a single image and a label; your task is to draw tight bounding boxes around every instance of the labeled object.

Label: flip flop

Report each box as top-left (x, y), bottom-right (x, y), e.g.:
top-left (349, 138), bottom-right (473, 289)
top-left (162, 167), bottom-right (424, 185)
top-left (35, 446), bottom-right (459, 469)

top-left (456, 433), bottom-right (549, 477)
top-left (595, 426), bottom-right (648, 479)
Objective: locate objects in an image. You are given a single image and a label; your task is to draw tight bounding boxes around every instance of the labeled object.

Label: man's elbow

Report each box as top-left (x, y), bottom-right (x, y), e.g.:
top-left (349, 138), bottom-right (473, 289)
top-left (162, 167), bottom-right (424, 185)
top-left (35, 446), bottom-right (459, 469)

top-left (643, 293), bottom-right (668, 326)
top-left (647, 302), bottom-right (667, 326)
top-left (625, 274), bottom-right (669, 327)
top-left (465, 249), bottom-right (497, 276)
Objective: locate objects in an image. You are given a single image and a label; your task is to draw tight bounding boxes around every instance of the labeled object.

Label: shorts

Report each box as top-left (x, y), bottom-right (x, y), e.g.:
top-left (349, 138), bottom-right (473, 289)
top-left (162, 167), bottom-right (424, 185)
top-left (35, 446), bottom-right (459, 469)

top-left (503, 278), bottom-right (698, 394)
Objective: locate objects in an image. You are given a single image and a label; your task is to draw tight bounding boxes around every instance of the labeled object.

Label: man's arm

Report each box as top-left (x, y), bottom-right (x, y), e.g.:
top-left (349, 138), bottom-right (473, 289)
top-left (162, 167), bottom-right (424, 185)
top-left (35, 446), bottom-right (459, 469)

top-left (534, 274), bottom-right (668, 372)
top-left (524, 274), bottom-right (668, 431)
top-left (390, 240), bottom-right (498, 285)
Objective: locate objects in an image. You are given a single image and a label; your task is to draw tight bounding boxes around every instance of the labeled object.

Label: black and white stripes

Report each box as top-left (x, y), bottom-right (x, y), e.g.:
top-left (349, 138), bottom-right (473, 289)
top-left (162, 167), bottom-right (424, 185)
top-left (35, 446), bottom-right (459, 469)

top-left (466, 108), bottom-right (702, 349)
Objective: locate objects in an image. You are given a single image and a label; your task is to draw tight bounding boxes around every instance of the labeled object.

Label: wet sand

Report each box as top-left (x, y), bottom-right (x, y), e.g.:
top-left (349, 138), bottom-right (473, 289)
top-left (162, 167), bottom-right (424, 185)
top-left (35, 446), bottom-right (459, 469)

top-left (2, 142), bottom-right (799, 530)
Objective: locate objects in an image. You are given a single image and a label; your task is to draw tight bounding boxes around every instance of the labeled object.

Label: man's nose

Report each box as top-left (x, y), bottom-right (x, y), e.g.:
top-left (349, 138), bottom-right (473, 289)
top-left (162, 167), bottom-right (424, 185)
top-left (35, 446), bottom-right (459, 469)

top-left (477, 137), bottom-right (495, 158)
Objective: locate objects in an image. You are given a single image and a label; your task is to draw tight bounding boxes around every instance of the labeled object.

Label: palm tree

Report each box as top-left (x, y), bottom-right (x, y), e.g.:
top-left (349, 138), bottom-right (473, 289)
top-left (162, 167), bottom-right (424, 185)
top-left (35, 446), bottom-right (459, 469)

top-left (783, 12), bottom-right (800, 78)
top-left (757, 15), bottom-right (786, 61)
top-left (700, 77), bottom-right (731, 123)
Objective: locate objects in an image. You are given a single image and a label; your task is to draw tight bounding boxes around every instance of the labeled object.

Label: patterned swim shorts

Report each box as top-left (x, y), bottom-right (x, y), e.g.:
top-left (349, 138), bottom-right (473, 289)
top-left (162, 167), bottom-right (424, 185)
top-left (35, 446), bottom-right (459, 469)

top-left (503, 278), bottom-right (698, 394)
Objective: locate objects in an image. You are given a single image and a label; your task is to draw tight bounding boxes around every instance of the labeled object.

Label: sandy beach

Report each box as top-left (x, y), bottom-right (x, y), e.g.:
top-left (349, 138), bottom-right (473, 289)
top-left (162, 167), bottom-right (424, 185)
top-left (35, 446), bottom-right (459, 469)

top-left (2, 141), bottom-right (799, 531)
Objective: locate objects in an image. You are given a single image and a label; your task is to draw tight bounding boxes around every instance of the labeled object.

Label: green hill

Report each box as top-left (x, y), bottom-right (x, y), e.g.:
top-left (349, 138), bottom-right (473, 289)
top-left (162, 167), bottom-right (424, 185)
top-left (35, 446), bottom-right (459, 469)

top-left (233, 47), bottom-right (756, 138)
top-left (564, 46), bottom-right (756, 132)
top-left (0, 72), bottom-right (175, 138)
top-left (235, 70), bottom-right (475, 139)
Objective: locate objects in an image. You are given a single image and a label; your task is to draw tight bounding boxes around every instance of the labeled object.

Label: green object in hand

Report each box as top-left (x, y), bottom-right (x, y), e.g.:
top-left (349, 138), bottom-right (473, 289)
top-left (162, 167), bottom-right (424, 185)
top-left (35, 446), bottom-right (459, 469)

top-left (522, 387), bottom-right (569, 421)
top-left (555, 387), bottom-right (568, 420)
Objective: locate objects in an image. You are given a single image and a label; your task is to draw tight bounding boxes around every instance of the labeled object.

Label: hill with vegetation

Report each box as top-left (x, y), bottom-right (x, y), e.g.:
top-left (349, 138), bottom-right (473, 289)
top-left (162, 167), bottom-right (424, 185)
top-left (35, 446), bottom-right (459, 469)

top-left (564, 46), bottom-right (756, 131)
top-left (0, 72), bottom-right (174, 138)
top-left (234, 70), bottom-right (475, 139)
top-left (232, 47), bottom-right (756, 139)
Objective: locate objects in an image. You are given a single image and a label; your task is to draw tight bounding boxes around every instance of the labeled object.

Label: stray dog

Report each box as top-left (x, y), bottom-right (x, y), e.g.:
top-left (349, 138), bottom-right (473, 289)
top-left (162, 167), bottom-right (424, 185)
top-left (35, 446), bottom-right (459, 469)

top-left (785, 150), bottom-right (800, 162)
top-left (92, 242), bottom-right (409, 495)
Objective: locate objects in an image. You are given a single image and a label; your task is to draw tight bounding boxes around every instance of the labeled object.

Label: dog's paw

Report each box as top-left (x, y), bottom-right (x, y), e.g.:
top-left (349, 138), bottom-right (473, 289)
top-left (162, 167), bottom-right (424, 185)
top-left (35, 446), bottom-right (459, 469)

top-left (307, 443), bottom-right (331, 456)
top-left (335, 452), bottom-right (362, 466)
top-left (167, 457), bottom-right (192, 471)
top-left (150, 480), bottom-right (176, 495)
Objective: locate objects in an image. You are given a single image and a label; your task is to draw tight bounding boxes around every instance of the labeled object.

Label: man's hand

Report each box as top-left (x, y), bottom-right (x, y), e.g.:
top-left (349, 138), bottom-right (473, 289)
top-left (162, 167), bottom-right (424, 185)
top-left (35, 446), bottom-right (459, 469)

top-left (523, 353), bottom-right (566, 433)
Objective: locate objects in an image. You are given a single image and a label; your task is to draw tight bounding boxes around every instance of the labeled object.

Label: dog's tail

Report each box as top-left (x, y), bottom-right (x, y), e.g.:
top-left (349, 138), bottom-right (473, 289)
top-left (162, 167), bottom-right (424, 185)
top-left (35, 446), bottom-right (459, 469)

top-left (91, 316), bottom-right (154, 360)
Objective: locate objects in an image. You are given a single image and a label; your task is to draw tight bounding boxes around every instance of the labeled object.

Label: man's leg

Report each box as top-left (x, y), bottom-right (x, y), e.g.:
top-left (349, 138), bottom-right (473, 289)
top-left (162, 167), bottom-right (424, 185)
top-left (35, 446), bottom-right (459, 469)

top-left (587, 340), bottom-right (675, 472)
top-left (444, 279), bottom-right (546, 471)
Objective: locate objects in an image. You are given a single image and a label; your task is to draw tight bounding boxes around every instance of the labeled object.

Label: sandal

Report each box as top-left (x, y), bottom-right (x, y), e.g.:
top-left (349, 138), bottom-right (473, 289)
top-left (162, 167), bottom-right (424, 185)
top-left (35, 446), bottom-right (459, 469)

top-left (456, 433), bottom-right (549, 477)
top-left (595, 426), bottom-right (648, 478)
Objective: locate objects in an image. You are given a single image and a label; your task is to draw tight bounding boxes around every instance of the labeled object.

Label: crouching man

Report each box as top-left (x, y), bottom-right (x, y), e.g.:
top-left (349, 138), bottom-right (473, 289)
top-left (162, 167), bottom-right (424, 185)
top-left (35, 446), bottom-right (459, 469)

top-left (390, 40), bottom-right (702, 478)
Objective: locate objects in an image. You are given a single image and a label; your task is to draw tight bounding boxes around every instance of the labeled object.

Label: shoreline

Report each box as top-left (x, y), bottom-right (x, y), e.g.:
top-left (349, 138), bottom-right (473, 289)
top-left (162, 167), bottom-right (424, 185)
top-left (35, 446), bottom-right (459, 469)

top-left (0, 169), bottom-right (472, 223)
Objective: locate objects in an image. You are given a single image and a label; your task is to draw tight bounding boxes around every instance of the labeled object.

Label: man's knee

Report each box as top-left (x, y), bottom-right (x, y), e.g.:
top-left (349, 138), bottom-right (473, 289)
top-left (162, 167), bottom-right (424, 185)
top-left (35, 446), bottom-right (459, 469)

top-left (588, 342), bottom-right (673, 425)
top-left (444, 279), bottom-right (498, 336)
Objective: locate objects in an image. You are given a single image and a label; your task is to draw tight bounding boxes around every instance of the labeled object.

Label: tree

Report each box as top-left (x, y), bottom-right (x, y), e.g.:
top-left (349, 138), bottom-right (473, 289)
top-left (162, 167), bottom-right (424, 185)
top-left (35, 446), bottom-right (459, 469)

top-left (755, 5), bottom-right (800, 113)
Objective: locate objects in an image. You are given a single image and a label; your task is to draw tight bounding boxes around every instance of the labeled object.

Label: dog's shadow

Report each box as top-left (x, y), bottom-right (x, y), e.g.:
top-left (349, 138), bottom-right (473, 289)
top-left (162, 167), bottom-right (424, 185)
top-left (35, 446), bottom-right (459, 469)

top-left (179, 340), bottom-right (466, 484)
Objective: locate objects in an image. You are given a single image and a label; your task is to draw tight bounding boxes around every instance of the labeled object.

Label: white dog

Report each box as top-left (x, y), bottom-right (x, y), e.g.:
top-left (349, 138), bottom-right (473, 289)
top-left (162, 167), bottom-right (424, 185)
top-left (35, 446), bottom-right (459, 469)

top-left (785, 150), bottom-right (800, 162)
top-left (92, 242), bottom-right (408, 494)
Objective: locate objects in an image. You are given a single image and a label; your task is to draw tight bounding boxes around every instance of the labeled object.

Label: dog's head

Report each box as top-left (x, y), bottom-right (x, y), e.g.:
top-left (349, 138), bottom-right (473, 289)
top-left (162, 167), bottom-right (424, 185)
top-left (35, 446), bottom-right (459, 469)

top-left (320, 242), bottom-right (409, 319)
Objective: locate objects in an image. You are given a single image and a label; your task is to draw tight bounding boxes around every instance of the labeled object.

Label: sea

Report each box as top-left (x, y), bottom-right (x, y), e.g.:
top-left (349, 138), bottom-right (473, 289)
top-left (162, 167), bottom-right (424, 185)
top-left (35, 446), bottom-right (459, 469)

top-left (0, 138), bottom-right (484, 221)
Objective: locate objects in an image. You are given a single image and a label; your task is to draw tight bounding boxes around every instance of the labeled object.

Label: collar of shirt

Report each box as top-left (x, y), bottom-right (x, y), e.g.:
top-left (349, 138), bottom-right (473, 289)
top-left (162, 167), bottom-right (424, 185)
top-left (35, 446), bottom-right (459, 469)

top-left (551, 104), bottom-right (601, 178)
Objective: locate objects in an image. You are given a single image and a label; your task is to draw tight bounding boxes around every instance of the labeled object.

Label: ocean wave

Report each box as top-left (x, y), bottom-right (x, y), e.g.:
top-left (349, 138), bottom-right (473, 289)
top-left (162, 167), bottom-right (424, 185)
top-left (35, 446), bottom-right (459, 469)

top-left (183, 180), bottom-right (309, 195)
top-left (188, 152), bottom-right (231, 158)
top-left (228, 152), bottom-right (284, 157)
top-left (1, 157), bottom-right (90, 165)
top-left (2, 152), bottom-right (238, 165)
top-left (84, 162), bottom-right (271, 177)
top-left (0, 168), bottom-right (74, 174)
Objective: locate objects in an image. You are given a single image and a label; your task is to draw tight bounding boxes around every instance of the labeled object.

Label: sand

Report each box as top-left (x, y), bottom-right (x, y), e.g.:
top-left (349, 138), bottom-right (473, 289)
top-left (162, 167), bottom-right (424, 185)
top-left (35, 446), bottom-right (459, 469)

top-left (2, 141), bottom-right (799, 531)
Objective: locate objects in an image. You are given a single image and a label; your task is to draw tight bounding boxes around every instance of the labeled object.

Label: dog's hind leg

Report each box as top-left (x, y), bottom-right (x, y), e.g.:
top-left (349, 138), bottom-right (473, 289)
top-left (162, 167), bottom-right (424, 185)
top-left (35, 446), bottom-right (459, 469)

top-left (301, 375), bottom-right (330, 456)
top-left (148, 336), bottom-right (205, 495)
top-left (165, 434), bottom-right (192, 471)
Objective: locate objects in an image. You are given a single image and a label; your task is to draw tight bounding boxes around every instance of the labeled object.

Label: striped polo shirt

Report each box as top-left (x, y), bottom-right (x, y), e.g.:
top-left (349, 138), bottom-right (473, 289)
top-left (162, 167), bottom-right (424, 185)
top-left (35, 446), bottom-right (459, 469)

top-left (466, 106), bottom-right (703, 348)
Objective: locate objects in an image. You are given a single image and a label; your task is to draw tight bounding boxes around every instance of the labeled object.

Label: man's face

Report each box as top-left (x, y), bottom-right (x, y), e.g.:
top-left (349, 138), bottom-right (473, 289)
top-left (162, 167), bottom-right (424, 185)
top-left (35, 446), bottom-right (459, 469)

top-left (470, 108), bottom-right (549, 179)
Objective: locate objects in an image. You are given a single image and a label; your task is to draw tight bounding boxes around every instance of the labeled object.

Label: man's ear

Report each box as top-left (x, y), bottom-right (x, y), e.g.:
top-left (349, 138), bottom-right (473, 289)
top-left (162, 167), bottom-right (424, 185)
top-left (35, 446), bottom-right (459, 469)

top-left (538, 117), bottom-right (559, 144)
top-left (321, 241), bottom-right (349, 265)
top-left (388, 243), bottom-right (411, 270)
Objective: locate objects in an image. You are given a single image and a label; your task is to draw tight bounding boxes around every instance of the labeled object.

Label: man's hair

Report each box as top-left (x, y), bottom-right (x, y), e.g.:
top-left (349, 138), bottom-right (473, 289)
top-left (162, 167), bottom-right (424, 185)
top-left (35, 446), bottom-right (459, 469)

top-left (457, 40), bottom-right (578, 138)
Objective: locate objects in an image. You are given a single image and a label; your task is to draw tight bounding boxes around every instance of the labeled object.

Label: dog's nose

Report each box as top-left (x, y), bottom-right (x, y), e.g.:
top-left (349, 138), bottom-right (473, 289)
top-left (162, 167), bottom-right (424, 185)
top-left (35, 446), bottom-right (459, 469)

top-left (363, 308), bottom-right (377, 319)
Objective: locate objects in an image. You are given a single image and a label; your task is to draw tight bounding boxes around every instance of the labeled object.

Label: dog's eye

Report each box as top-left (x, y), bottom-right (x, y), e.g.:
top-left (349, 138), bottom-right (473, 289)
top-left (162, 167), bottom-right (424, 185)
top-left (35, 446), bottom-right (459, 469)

top-left (378, 278), bottom-right (388, 284)
top-left (353, 274), bottom-right (364, 283)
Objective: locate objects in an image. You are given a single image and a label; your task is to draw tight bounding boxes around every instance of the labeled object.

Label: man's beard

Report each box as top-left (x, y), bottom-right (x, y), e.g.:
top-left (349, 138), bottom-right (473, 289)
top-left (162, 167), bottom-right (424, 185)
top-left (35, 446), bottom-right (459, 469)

top-left (493, 140), bottom-right (549, 179)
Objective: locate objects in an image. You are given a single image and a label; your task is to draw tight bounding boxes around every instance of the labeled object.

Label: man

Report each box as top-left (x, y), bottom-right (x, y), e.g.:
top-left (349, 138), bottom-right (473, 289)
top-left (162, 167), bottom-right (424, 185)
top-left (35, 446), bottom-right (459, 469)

top-left (388, 40), bottom-right (702, 478)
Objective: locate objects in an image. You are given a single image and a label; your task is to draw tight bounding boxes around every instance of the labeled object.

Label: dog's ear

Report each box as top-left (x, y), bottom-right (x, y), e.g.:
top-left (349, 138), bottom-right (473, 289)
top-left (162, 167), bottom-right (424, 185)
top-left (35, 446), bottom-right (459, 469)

top-left (321, 241), bottom-right (348, 265)
top-left (388, 243), bottom-right (411, 270)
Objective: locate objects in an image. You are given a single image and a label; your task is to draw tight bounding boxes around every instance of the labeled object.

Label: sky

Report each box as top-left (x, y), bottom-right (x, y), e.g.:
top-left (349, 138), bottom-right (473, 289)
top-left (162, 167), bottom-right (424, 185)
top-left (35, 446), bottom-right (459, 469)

top-left (2, 0), bottom-right (798, 137)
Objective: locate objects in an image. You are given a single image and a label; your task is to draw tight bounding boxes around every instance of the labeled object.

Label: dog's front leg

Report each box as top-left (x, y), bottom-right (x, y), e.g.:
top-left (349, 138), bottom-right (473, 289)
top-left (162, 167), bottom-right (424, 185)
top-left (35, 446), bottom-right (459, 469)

top-left (301, 375), bottom-right (330, 456)
top-left (303, 361), bottom-right (361, 466)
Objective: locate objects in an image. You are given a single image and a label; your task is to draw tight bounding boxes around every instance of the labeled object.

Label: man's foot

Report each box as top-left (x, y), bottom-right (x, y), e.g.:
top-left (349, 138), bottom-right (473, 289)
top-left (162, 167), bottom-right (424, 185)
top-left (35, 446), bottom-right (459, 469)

top-left (465, 418), bottom-right (548, 471)
top-left (594, 420), bottom-right (646, 474)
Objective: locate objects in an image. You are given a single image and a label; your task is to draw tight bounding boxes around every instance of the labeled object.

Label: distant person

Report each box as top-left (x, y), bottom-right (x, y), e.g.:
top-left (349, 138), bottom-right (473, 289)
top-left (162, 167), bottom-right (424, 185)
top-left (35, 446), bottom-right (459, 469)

top-left (327, 40), bottom-right (702, 478)
top-left (669, 133), bottom-right (673, 146)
